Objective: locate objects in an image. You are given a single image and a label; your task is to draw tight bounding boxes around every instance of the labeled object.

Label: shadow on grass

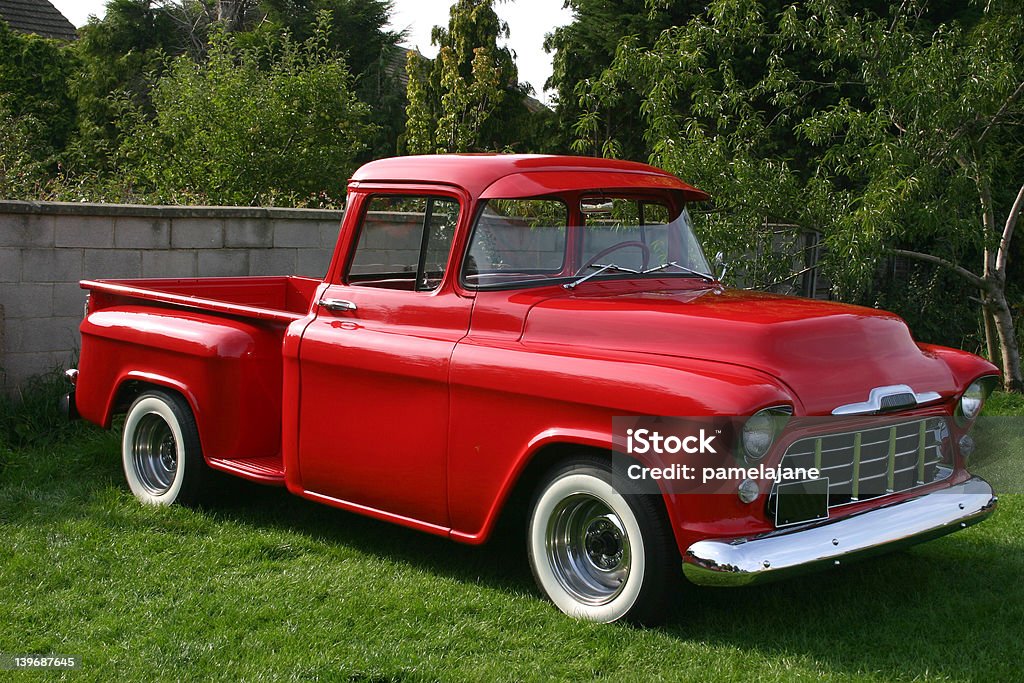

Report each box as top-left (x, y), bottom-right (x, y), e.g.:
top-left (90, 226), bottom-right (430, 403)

top-left (201, 478), bottom-right (538, 594)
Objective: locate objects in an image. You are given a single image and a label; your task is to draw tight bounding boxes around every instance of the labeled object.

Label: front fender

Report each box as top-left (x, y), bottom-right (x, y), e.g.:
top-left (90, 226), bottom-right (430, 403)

top-left (446, 339), bottom-right (797, 548)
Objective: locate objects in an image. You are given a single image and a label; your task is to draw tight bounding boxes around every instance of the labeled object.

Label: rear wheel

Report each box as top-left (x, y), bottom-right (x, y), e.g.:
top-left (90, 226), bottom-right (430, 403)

top-left (527, 456), bottom-right (680, 623)
top-left (122, 389), bottom-right (208, 506)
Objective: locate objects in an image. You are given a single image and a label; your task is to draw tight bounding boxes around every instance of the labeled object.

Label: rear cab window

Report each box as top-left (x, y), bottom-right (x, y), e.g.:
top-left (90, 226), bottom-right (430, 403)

top-left (348, 195), bottom-right (460, 291)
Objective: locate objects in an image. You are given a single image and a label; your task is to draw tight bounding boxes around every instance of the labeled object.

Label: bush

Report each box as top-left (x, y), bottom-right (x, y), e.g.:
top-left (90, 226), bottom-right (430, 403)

top-left (0, 21), bottom-right (77, 165)
top-left (0, 99), bottom-right (50, 199)
top-left (114, 13), bottom-right (374, 206)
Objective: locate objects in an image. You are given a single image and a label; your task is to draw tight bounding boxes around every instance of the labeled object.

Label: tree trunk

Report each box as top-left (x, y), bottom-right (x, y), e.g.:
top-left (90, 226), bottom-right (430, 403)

top-left (989, 288), bottom-right (1023, 392)
top-left (216, 0), bottom-right (248, 32)
top-left (982, 301), bottom-right (1000, 362)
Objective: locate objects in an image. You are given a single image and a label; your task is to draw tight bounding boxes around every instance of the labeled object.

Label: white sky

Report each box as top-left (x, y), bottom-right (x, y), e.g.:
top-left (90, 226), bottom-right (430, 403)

top-left (50, 0), bottom-right (573, 103)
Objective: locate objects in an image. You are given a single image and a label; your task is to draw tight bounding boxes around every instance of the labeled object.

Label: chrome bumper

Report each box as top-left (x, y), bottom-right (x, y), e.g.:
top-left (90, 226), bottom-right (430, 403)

top-left (683, 476), bottom-right (996, 587)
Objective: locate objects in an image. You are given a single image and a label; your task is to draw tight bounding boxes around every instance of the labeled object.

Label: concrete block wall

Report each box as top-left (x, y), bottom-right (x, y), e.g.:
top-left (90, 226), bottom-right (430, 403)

top-left (0, 201), bottom-right (343, 392)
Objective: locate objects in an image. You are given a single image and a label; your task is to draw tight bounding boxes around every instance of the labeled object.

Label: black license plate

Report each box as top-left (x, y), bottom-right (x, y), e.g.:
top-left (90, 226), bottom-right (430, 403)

top-left (774, 477), bottom-right (830, 527)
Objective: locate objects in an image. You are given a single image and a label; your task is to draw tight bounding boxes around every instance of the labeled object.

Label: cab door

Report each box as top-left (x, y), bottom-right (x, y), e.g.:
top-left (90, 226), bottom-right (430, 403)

top-left (296, 189), bottom-right (472, 528)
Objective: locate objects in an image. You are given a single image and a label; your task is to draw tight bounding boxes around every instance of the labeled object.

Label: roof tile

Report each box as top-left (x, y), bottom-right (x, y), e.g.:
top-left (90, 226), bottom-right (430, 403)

top-left (0, 0), bottom-right (77, 41)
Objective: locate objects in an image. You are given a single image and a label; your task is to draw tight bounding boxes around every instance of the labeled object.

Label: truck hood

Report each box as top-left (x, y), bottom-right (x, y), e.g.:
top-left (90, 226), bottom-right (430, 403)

top-left (520, 283), bottom-right (957, 415)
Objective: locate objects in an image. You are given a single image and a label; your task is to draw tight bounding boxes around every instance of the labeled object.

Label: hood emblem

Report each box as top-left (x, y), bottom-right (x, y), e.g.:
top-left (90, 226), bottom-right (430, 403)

top-left (832, 385), bottom-right (942, 416)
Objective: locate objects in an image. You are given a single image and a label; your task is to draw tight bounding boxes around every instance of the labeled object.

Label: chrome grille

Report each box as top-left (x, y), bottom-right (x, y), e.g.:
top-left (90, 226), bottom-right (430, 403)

top-left (775, 418), bottom-right (951, 510)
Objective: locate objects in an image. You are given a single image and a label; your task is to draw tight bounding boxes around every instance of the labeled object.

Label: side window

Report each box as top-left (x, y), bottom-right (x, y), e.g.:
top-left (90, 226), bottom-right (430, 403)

top-left (348, 195), bottom-right (459, 291)
top-left (464, 199), bottom-right (568, 286)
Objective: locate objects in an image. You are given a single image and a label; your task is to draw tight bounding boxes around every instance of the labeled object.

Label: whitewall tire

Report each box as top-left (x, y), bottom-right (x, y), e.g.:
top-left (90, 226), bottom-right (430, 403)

top-left (527, 456), bottom-right (679, 623)
top-left (122, 390), bottom-right (208, 506)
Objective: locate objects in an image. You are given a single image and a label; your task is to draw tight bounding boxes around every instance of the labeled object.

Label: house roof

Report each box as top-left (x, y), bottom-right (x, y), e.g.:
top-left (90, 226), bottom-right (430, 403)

top-left (0, 0), bottom-right (77, 40)
top-left (350, 154), bottom-right (709, 201)
top-left (384, 46), bottom-right (420, 92)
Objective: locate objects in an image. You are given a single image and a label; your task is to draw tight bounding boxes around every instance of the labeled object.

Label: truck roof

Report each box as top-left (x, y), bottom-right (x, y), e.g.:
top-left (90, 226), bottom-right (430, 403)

top-left (349, 154), bottom-right (710, 202)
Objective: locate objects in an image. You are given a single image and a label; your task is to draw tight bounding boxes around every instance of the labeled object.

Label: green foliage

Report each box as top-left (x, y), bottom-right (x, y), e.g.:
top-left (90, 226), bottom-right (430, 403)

top-left (577, 1), bottom-right (1021, 336)
top-left (573, 0), bottom-right (837, 288)
top-left (114, 15), bottom-right (374, 206)
top-left (260, 0), bottom-right (398, 78)
top-left (870, 261), bottom-right (983, 352)
top-left (0, 21), bottom-right (77, 171)
top-left (63, 1), bottom-right (404, 179)
top-left (0, 98), bottom-right (50, 198)
top-left (67, 0), bottom-right (186, 171)
top-left (435, 43), bottom-right (504, 152)
top-left (404, 0), bottom-right (549, 154)
top-left (403, 50), bottom-right (436, 154)
top-left (259, 0), bottom-right (405, 157)
top-left (544, 0), bottom-right (703, 157)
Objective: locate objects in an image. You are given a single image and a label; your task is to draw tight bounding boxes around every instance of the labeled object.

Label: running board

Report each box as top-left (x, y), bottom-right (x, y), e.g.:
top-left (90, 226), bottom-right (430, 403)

top-left (207, 456), bottom-right (285, 485)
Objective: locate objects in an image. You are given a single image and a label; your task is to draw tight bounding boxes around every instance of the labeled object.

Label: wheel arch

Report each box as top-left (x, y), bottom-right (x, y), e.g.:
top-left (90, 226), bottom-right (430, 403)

top-left (107, 372), bottom-right (201, 426)
top-left (107, 374), bottom-right (210, 464)
top-left (452, 429), bottom-right (681, 550)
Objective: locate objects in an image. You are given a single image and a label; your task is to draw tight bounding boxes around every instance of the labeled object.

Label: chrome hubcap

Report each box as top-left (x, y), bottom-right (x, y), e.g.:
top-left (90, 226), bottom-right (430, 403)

top-left (132, 413), bottom-right (178, 495)
top-left (546, 493), bottom-right (630, 605)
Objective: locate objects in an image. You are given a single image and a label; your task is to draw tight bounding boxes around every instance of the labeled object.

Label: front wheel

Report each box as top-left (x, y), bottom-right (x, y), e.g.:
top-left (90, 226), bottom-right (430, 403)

top-left (122, 389), bottom-right (209, 506)
top-left (527, 456), bottom-right (680, 623)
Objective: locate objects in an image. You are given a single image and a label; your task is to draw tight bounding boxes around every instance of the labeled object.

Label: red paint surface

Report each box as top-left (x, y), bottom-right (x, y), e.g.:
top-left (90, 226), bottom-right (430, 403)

top-left (74, 155), bottom-right (998, 554)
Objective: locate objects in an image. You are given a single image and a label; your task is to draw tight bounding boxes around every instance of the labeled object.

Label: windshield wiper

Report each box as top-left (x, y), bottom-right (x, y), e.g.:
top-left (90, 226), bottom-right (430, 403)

top-left (641, 261), bottom-right (717, 283)
top-left (563, 263), bottom-right (639, 289)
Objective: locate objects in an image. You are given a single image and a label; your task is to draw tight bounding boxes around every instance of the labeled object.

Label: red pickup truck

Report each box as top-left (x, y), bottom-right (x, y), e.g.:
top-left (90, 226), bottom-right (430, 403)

top-left (67, 154), bottom-right (998, 623)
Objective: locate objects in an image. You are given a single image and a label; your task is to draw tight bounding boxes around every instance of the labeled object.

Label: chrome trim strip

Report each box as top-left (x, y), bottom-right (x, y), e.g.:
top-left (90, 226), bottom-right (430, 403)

top-left (832, 385), bottom-right (943, 415)
top-left (683, 476), bottom-right (995, 587)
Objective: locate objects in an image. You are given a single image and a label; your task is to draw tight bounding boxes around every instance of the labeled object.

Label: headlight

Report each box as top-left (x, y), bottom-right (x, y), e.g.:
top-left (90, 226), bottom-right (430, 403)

top-left (741, 407), bottom-right (791, 461)
top-left (957, 379), bottom-right (989, 424)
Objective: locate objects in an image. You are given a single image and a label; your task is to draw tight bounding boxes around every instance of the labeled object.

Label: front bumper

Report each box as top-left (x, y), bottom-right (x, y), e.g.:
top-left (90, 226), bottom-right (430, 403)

top-left (683, 475), bottom-right (996, 587)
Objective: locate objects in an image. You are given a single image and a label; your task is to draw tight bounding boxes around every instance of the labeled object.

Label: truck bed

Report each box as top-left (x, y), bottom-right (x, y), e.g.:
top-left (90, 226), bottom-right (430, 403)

top-left (76, 276), bottom-right (322, 484)
top-left (80, 276), bottom-right (321, 322)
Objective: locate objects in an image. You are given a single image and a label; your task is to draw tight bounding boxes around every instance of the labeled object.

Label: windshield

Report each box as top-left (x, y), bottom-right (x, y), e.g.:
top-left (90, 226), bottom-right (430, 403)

top-left (463, 196), bottom-right (712, 289)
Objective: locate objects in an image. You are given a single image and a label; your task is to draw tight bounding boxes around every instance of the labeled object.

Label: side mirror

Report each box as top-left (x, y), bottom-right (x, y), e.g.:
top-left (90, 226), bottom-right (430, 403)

top-left (714, 251), bottom-right (728, 283)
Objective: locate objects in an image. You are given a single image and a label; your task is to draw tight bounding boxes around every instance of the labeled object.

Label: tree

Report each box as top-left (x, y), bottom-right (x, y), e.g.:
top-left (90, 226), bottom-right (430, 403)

top-left (115, 14), bottom-right (374, 206)
top-left (404, 0), bottom-right (546, 154)
top-left (543, 0), bottom-right (702, 157)
top-left (69, 0), bottom-right (184, 170)
top-left (0, 21), bottom-right (77, 170)
top-left (261, 0), bottom-right (406, 158)
top-left (71, 1), bottom-right (405, 163)
top-left (261, 0), bottom-right (398, 78)
top-left (578, 0), bottom-right (1022, 391)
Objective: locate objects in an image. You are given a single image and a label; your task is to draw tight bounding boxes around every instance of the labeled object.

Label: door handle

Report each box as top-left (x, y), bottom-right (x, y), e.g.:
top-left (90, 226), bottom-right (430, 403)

top-left (318, 298), bottom-right (358, 313)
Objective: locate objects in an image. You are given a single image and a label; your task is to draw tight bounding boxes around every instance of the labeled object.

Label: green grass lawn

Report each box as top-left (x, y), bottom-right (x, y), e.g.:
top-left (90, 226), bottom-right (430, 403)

top-left (0, 395), bottom-right (1021, 681)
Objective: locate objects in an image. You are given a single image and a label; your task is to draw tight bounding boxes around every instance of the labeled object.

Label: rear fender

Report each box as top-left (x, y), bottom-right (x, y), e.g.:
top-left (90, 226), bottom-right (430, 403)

top-left (76, 306), bottom-right (285, 462)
